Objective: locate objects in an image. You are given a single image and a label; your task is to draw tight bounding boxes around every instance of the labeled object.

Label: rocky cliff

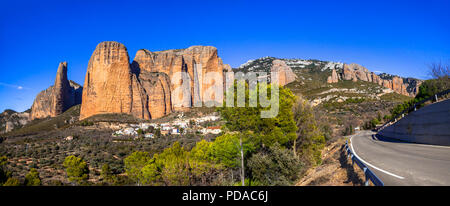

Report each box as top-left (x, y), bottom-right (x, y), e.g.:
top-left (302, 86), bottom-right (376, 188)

top-left (271, 60), bottom-right (297, 86)
top-left (327, 68), bottom-right (339, 83)
top-left (80, 41), bottom-right (231, 120)
top-left (236, 57), bottom-right (422, 97)
top-left (328, 63), bottom-right (422, 96)
top-left (79, 42), bottom-right (134, 120)
top-left (0, 109), bottom-right (30, 133)
top-left (30, 62), bottom-right (83, 120)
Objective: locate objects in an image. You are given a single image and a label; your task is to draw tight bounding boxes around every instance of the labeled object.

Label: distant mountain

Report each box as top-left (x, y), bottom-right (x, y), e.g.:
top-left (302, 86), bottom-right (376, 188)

top-left (235, 57), bottom-right (422, 97)
top-left (0, 109), bottom-right (30, 134)
top-left (235, 57), bottom-right (416, 133)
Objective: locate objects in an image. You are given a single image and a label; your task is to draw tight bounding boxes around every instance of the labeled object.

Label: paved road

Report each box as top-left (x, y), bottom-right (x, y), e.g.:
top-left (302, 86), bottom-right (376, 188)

top-left (349, 130), bottom-right (450, 186)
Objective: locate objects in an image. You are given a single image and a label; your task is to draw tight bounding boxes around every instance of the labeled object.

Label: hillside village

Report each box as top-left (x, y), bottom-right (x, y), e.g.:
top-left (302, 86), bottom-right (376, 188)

top-left (109, 113), bottom-right (222, 139)
top-left (0, 42), bottom-right (433, 187)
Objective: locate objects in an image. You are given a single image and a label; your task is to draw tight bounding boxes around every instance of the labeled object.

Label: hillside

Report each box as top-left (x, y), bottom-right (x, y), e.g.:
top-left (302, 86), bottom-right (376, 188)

top-left (0, 109), bottom-right (30, 134)
top-left (0, 56), bottom-right (419, 186)
top-left (1, 105), bottom-right (81, 138)
top-left (236, 57), bottom-right (414, 135)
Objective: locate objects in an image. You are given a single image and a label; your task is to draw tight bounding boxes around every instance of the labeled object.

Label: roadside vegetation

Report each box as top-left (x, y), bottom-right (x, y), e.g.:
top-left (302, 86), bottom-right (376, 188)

top-left (1, 62), bottom-right (432, 186)
top-left (386, 63), bottom-right (449, 121)
top-left (117, 83), bottom-right (329, 186)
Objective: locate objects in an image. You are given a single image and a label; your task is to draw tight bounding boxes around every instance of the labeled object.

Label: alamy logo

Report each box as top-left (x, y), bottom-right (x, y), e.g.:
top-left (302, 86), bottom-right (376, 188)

top-left (171, 64), bottom-right (280, 118)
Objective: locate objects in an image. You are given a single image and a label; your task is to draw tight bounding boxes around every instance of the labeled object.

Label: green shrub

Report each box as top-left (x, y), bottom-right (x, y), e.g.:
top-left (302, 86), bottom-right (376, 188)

top-left (63, 155), bottom-right (89, 184)
top-left (80, 121), bottom-right (94, 126)
top-left (24, 168), bottom-right (41, 186)
top-left (3, 177), bottom-right (21, 186)
top-left (248, 143), bottom-right (302, 186)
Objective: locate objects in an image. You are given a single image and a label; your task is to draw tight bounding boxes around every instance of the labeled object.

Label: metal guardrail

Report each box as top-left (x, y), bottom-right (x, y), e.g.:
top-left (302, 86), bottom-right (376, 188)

top-left (376, 89), bottom-right (450, 132)
top-left (344, 140), bottom-right (384, 186)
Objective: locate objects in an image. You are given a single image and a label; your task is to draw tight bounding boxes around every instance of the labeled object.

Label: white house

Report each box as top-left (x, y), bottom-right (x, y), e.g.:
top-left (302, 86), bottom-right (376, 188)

top-left (144, 133), bottom-right (154, 139)
top-left (172, 128), bottom-right (180, 135)
top-left (123, 128), bottom-right (137, 135)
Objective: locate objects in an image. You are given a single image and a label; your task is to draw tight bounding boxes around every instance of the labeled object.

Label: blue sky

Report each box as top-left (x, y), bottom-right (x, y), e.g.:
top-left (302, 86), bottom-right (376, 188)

top-left (0, 0), bottom-right (449, 112)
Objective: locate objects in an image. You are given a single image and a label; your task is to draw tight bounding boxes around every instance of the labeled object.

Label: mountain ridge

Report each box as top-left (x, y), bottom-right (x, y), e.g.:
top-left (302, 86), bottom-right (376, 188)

top-left (235, 56), bottom-right (422, 97)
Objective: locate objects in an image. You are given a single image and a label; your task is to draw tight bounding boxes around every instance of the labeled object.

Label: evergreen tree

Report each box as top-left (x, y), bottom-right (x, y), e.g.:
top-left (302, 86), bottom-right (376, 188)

top-left (24, 168), bottom-right (41, 186)
top-left (101, 163), bottom-right (113, 183)
top-left (123, 151), bottom-right (151, 185)
top-left (63, 155), bottom-right (89, 184)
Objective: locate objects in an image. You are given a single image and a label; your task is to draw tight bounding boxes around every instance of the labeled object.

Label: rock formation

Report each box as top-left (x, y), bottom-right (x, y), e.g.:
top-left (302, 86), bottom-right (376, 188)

top-left (271, 60), bottom-right (297, 86)
top-left (80, 42), bottom-right (134, 120)
top-left (80, 41), bottom-right (231, 120)
top-left (132, 46), bottom-right (227, 109)
top-left (53, 62), bottom-right (75, 115)
top-left (327, 68), bottom-right (339, 83)
top-left (223, 64), bottom-right (235, 93)
top-left (0, 109), bottom-right (30, 133)
top-left (30, 62), bottom-right (82, 120)
top-left (327, 63), bottom-right (422, 96)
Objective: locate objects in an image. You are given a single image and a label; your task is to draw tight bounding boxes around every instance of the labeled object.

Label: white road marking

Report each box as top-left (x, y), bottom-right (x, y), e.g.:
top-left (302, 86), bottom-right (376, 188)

top-left (374, 134), bottom-right (450, 149)
top-left (406, 143), bottom-right (450, 149)
top-left (350, 135), bottom-right (405, 180)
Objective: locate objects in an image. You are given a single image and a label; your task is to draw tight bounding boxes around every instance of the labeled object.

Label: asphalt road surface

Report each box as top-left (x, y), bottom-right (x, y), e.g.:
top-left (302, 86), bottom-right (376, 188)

top-left (349, 130), bottom-right (450, 186)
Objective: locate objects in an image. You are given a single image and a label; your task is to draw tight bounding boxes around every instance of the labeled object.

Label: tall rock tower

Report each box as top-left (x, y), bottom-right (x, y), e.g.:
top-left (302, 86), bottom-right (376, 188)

top-left (30, 62), bottom-right (82, 120)
top-left (52, 62), bottom-right (73, 116)
top-left (79, 41), bottom-right (230, 120)
top-left (79, 41), bottom-right (133, 120)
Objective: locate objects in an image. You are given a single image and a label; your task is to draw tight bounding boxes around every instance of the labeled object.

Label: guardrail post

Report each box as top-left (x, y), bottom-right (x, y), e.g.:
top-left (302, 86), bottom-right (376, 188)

top-left (363, 167), bottom-right (369, 186)
top-left (351, 154), bottom-right (354, 166)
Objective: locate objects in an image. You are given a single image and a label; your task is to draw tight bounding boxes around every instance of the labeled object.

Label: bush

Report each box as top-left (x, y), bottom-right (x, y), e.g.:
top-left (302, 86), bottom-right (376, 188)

top-left (248, 143), bottom-right (302, 186)
top-left (362, 118), bottom-right (380, 130)
top-left (293, 98), bottom-right (326, 166)
top-left (123, 151), bottom-right (151, 185)
top-left (3, 177), bottom-right (21, 186)
top-left (390, 70), bottom-right (450, 119)
top-left (24, 168), bottom-right (41, 186)
top-left (80, 121), bottom-right (94, 126)
top-left (101, 163), bottom-right (113, 183)
top-left (63, 155), bottom-right (89, 184)
top-left (342, 124), bottom-right (354, 136)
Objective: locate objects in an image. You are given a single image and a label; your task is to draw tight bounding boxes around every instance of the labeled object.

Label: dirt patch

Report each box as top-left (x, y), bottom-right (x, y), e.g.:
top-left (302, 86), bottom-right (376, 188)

top-left (296, 137), bottom-right (365, 186)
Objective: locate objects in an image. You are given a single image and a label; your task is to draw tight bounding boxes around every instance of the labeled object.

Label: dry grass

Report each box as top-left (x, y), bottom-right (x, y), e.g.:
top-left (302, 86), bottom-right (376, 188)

top-left (296, 137), bottom-right (366, 186)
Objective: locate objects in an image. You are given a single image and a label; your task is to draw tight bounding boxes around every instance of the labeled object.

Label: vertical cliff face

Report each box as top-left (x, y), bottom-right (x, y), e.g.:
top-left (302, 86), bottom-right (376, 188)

top-left (223, 64), bottom-right (235, 93)
top-left (30, 86), bottom-right (55, 120)
top-left (132, 46), bottom-right (228, 111)
top-left (30, 62), bottom-right (82, 120)
top-left (327, 63), bottom-right (422, 97)
top-left (131, 49), bottom-right (182, 112)
top-left (145, 73), bottom-right (172, 119)
top-left (183, 46), bottom-right (225, 107)
top-left (80, 41), bottom-right (133, 120)
top-left (53, 62), bottom-right (73, 116)
top-left (79, 41), bottom-right (230, 120)
top-left (271, 60), bottom-right (297, 86)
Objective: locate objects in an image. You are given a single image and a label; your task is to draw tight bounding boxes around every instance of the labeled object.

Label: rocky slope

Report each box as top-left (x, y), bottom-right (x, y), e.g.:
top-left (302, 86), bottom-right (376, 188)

top-left (271, 59), bottom-right (298, 86)
top-left (237, 57), bottom-right (422, 97)
top-left (332, 63), bottom-right (422, 97)
top-left (80, 41), bottom-right (231, 120)
top-left (0, 109), bottom-right (30, 134)
top-left (30, 62), bottom-right (82, 120)
top-left (30, 47), bottom-right (421, 122)
top-left (237, 56), bottom-right (415, 135)
top-left (296, 138), bottom-right (365, 186)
